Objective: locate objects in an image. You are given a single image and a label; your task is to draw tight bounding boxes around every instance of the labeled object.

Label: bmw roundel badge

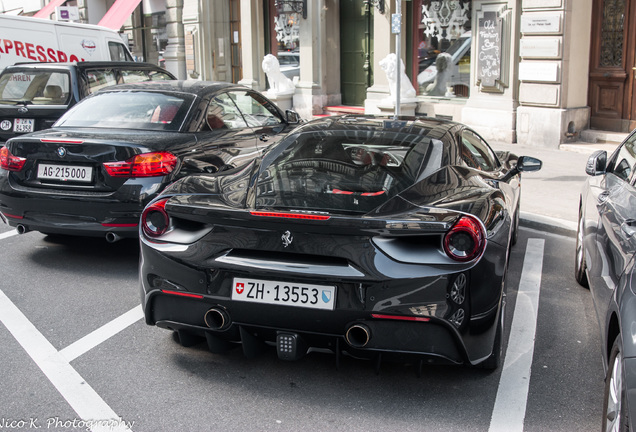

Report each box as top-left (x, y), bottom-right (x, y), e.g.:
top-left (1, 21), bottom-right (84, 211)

top-left (57, 147), bottom-right (67, 158)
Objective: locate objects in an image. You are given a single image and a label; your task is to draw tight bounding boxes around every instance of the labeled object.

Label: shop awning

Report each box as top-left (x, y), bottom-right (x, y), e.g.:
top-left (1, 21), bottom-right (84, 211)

top-left (33, 0), bottom-right (68, 19)
top-left (98, 0), bottom-right (142, 30)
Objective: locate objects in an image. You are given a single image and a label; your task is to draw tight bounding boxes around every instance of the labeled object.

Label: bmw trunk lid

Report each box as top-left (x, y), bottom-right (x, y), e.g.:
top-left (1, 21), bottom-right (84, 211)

top-left (3, 128), bottom-right (188, 192)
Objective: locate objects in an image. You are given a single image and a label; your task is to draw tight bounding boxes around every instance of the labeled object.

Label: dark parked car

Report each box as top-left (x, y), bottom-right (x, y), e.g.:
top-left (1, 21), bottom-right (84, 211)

top-left (0, 80), bottom-right (300, 241)
top-left (576, 132), bottom-right (636, 431)
top-left (0, 61), bottom-right (176, 142)
top-left (139, 115), bottom-right (542, 369)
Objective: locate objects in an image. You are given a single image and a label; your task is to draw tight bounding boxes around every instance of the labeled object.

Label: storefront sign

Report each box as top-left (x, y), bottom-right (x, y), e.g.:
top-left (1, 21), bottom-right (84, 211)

top-left (520, 37), bottom-right (561, 58)
top-left (521, 13), bottom-right (562, 34)
top-left (477, 11), bottom-right (502, 89)
top-left (519, 61), bottom-right (560, 82)
top-left (524, 0), bottom-right (563, 9)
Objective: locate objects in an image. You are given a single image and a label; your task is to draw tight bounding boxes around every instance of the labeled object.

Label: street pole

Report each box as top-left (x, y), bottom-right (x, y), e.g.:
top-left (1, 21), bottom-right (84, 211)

top-left (392, 1), bottom-right (402, 119)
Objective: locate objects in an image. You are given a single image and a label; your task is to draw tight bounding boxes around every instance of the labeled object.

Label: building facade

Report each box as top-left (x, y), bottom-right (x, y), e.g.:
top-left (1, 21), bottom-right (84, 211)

top-left (5, 0), bottom-right (632, 148)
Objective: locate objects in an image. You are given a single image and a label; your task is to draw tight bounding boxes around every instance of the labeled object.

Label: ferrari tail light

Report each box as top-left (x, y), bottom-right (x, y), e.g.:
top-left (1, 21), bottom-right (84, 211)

top-left (103, 151), bottom-right (177, 178)
top-left (250, 211), bottom-right (330, 221)
top-left (142, 198), bottom-right (170, 237)
top-left (443, 215), bottom-right (486, 262)
top-left (0, 146), bottom-right (26, 171)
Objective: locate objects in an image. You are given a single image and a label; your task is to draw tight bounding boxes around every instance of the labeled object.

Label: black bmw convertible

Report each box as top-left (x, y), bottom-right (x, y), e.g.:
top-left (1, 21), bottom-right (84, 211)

top-left (0, 80), bottom-right (299, 241)
top-left (139, 115), bottom-right (541, 369)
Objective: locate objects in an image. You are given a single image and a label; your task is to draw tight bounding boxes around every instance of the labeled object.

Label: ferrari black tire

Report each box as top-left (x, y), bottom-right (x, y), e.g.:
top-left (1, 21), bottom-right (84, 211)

top-left (511, 200), bottom-right (520, 246)
top-left (477, 311), bottom-right (503, 370)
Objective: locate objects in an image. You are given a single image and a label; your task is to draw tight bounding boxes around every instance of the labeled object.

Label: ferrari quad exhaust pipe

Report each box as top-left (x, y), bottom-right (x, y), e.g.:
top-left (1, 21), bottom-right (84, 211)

top-left (105, 232), bottom-right (121, 243)
top-left (16, 224), bottom-right (29, 234)
top-left (345, 323), bottom-right (371, 348)
top-left (204, 307), bottom-right (230, 330)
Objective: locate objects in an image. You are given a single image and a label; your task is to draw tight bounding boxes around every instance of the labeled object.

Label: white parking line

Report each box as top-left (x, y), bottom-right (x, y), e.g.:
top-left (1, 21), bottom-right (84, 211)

top-left (0, 288), bottom-right (133, 432)
top-left (60, 306), bottom-right (143, 362)
top-left (0, 229), bottom-right (18, 240)
top-left (489, 238), bottom-right (545, 432)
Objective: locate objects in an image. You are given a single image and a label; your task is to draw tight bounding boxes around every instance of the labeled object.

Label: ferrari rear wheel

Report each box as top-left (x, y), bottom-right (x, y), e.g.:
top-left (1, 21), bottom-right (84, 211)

top-left (511, 199), bottom-right (520, 246)
top-left (477, 309), bottom-right (503, 370)
top-left (575, 205), bottom-right (589, 288)
top-left (603, 337), bottom-right (629, 432)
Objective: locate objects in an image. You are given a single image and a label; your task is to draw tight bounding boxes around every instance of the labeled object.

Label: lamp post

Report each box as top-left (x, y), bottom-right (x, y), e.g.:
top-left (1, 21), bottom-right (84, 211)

top-left (391, 1), bottom-right (402, 118)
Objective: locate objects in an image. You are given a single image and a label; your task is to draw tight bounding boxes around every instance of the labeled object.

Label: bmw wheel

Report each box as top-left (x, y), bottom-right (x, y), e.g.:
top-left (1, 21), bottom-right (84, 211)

top-left (575, 204), bottom-right (589, 288)
top-left (603, 337), bottom-right (629, 432)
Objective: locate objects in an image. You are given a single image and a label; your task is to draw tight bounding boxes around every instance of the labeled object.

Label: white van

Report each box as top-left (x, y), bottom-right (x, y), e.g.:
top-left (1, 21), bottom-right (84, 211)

top-left (0, 15), bottom-right (133, 72)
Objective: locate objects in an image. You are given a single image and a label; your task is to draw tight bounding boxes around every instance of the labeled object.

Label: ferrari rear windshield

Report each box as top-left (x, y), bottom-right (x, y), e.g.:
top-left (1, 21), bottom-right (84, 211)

top-left (255, 129), bottom-right (444, 214)
top-left (53, 91), bottom-right (195, 131)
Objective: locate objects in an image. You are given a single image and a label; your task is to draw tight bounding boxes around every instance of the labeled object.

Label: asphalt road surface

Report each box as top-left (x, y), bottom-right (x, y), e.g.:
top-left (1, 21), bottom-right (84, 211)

top-left (0, 224), bottom-right (603, 432)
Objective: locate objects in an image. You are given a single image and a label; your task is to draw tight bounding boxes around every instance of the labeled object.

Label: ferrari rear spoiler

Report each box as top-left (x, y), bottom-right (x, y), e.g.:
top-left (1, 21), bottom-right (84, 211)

top-left (165, 199), bottom-right (460, 236)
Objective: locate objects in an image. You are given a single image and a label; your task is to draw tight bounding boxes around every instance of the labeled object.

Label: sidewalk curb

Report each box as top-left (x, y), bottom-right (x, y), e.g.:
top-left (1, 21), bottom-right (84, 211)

top-left (519, 211), bottom-right (576, 237)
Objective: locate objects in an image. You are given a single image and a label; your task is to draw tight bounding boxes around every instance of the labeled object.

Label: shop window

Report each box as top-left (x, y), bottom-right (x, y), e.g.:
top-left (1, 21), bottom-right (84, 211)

top-left (273, 9), bottom-right (300, 82)
top-left (416, 0), bottom-right (471, 98)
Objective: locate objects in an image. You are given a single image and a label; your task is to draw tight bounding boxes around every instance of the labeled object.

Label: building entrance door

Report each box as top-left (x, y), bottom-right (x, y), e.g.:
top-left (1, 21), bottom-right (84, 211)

top-left (229, 0), bottom-right (242, 83)
top-left (589, 0), bottom-right (636, 132)
top-left (340, 0), bottom-right (373, 106)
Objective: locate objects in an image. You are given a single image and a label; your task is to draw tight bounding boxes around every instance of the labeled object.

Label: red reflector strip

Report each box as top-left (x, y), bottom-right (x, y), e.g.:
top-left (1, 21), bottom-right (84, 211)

top-left (40, 138), bottom-right (85, 144)
top-left (101, 223), bottom-right (138, 227)
top-left (371, 314), bottom-right (431, 322)
top-left (250, 211), bottom-right (330, 221)
top-left (2, 213), bottom-right (23, 219)
top-left (361, 191), bottom-right (385, 197)
top-left (161, 289), bottom-right (204, 299)
top-left (331, 189), bottom-right (354, 195)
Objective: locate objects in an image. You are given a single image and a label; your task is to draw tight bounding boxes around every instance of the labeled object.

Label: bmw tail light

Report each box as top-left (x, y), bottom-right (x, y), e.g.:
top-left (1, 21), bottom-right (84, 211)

top-left (103, 152), bottom-right (177, 178)
top-left (142, 198), bottom-right (170, 237)
top-left (0, 146), bottom-right (26, 171)
top-left (443, 215), bottom-right (486, 262)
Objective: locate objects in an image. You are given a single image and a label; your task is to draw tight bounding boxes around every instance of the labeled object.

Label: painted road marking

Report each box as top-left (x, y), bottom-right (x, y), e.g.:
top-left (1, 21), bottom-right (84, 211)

top-left (0, 288), bottom-right (134, 432)
top-left (60, 306), bottom-right (143, 362)
top-left (0, 229), bottom-right (19, 240)
top-left (489, 238), bottom-right (545, 432)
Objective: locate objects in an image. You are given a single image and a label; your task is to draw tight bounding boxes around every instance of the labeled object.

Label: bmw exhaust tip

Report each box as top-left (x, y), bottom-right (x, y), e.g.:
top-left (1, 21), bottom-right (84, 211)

top-left (16, 224), bottom-right (29, 234)
top-left (105, 232), bottom-right (121, 243)
top-left (204, 307), bottom-right (230, 331)
top-left (345, 323), bottom-right (371, 348)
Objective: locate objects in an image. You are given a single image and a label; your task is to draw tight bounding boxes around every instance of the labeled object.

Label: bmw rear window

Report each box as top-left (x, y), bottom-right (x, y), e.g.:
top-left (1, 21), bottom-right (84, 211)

top-left (255, 130), bottom-right (443, 214)
top-left (0, 70), bottom-right (70, 105)
top-left (54, 90), bottom-right (195, 131)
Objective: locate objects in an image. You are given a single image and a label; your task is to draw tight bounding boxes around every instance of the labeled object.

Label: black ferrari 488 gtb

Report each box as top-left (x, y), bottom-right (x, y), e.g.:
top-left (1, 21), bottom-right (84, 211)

top-left (139, 115), bottom-right (541, 369)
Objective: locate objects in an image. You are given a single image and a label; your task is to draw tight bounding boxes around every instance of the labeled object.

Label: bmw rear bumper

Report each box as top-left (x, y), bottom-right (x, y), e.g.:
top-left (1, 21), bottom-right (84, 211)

top-left (0, 175), bottom-right (161, 238)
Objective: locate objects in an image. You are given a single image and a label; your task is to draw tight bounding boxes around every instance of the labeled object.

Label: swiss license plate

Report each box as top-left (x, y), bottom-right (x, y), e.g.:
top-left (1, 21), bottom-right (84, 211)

top-left (13, 118), bottom-right (34, 133)
top-left (37, 163), bottom-right (93, 183)
top-left (232, 277), bottom-right (336, 310)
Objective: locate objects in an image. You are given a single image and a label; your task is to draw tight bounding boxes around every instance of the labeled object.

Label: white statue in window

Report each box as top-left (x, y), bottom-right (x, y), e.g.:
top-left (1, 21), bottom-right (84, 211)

top-left (262, 54), bottom-right (295, 95)
top-left (379, 53), bottom-right (417, 103)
